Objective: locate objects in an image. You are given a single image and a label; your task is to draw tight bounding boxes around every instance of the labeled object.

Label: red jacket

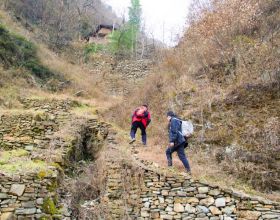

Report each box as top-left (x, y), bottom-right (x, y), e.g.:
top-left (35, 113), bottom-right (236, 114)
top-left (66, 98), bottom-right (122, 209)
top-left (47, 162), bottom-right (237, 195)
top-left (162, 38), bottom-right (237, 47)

top-left (132, 108), bottom-right (151, 128)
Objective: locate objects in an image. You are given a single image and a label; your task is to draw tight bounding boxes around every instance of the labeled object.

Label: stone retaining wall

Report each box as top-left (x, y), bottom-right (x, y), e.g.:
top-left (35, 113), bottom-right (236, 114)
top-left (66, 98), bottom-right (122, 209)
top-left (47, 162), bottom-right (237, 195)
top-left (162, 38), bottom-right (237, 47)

top-left (113, 59), bottom-right (152, 80)
top-left (102, 155), bottom-right (280, 220)
top-left (0, 113), bottom-right (58, 150)
top-left (0, 98), bottom-right (109, 220)
top-left (0, 171), bottom-right (59, 220)
top-left (130, 169), bottom-right (280, 220)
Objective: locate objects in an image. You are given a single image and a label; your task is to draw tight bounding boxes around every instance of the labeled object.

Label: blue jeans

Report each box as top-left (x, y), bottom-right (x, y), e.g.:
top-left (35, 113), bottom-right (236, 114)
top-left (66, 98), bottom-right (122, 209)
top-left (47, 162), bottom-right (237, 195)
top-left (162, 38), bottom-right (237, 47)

top-left (166, 142), bottom-right (191, 172)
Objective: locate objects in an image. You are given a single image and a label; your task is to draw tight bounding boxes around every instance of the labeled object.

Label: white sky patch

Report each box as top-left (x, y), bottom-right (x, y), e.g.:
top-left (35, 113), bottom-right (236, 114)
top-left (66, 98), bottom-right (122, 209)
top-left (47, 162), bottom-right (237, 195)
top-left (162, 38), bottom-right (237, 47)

top-left (103, 0), bottom-right (192, 46)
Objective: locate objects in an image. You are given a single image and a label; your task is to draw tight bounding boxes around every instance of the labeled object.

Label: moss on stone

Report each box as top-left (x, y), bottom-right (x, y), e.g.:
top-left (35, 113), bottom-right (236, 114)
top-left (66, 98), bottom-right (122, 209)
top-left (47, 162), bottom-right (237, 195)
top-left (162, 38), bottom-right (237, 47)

top-left (0, 156), bottom-right (48, 174)
top-left (47, 180), bottom-right (58, 192)
top-left (37, 170), bottom-right (48, 179)
top-left (0, 149), bottom-right (29, 165)
top-left (71, 104), bottom-right (98, 118)
top-left (50, 162), bottom-right (63, 171)
top-left (42, 197), bottom-right (58, 215)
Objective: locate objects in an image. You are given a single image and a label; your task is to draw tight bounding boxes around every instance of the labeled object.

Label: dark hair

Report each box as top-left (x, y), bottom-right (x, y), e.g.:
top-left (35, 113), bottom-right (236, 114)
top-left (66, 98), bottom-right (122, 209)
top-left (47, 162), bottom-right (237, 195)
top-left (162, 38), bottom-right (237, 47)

top-left (167, 111), bottom-right (176, 117)
top-left (142, 104), bottom-right (148, 108)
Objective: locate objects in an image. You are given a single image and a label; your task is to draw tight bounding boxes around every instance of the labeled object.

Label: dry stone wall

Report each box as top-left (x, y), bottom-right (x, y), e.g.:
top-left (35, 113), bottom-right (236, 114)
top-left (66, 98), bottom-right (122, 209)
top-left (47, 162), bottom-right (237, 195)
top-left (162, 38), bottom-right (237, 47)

top-left (131, 168), bottom-right (280, 220)
top-left (0, 171), bottom-right (59, 219)
top-left (113, 59), bottom-right (152, 80)
top-left (0, 98), bottom-right (79, 150)
top-left (0, 113), bottom-right (58, 150)
top-left (99, 147), bottom-right (280, 220)
top-left (0, 98), bottom-right (109, 220)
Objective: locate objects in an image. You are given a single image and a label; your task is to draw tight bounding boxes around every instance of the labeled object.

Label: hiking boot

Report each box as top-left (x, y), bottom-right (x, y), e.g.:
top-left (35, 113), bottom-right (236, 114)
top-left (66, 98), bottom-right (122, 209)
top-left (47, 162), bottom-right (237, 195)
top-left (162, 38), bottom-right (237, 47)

top-left (129, 138), bottom-right (136, 144)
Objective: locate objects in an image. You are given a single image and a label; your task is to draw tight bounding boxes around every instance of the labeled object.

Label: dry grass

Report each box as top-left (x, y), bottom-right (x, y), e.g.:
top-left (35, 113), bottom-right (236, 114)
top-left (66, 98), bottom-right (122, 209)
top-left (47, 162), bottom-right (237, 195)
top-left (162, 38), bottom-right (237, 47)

top-left (64, 151), bottom-right (109, 219)
top-left (0, 9), bottom-right (123, 111)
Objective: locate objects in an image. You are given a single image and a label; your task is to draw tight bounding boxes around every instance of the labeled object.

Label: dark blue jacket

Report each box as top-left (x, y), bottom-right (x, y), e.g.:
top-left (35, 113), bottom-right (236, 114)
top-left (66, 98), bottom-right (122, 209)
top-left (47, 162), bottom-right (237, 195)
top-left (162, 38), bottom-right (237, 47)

top-left (168, 117), bottom-right (185, 146)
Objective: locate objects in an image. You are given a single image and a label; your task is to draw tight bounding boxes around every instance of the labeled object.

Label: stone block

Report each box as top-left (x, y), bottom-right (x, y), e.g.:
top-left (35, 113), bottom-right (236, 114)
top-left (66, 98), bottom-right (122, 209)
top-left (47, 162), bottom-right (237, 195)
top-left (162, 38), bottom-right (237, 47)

top-left (197, 205), bottom-right (209, 214)
top-left (160, 214), bottom-right (173, 220)
top-left (17, 208), bottom-right (37, 215)
top-left (215, 198), bottom-right (226, 207)
top-left (0, 212), bottom-right (14, 220)
top-left (209, 206), bottom-right (222, 215)
top-left (237, 210), bottom-right (261, 220)
top-left (174, 203), bottom-right (185, 212)
top-left (261, 213), bottom-right (280, 219)
top-left (177, 191), bottom-right (187, 197)
top-left (185, 204), bottom-right (196, 213)
top-left (222, 206), bottom-right (236, 215)
top-left (198, 187), bottom-right (209, 194)
top-left (0, 193), bottom-right (9, 199)
top-left (165, 206), bottom-right (173, 212)
top-left (144, 202), bottom-right (150, 208)
top-left (22, 201), bottom-right (35, 208)
top-left (9, 184), bottom-right (25, 197)
top-left (151, 211), bottom-right (160, 219)
top-left (200, 197), bottom-right (215, 207)
top-left (162, 190), bottom-right (169, 196)
top-left (187, 197), bottom-right (199, 204)
top-left (209, 189), bottom-right (221, 196)
top-left (159, 197), bottom-right (165, 204)
top-left (36, 198), bottom-right (44, 205)
top-left (141, 211), bottom-right (150, 217)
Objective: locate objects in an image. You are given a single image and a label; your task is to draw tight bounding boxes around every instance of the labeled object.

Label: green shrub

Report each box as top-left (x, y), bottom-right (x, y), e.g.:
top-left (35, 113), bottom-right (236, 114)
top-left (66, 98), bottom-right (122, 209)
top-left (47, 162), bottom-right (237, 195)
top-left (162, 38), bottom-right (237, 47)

top-left (83, 43), bottom-right (107, 62)
top-left (108, 26), bottom-right (137, 55)
top-left (0, 24), bottom-right (56, 81)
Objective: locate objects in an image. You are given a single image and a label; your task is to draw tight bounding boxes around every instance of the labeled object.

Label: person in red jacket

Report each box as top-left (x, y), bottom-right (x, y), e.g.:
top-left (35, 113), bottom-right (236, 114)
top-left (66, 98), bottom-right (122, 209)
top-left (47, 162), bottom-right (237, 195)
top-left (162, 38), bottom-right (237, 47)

top-left (129, 105), bottom-right (151, 145)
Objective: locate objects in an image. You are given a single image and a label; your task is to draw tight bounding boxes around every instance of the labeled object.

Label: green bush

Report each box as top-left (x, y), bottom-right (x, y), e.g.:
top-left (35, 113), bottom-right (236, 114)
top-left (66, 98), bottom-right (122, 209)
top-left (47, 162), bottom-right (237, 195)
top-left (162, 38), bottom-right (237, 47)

top-left (42, 197), bottom-right (58, 215)
top-left (83, 43), bottom-right (107, 62)
top-left (0, 24), bottom-right (55, 81)
top-left (108, 26), bottom-right (137, 55)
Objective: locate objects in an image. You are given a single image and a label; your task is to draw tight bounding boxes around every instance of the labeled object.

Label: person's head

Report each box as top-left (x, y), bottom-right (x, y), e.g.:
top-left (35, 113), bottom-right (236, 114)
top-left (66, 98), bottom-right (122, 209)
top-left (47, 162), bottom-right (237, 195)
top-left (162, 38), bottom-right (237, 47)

top-left (167, 111), bottom-right (175, 121)
top-left (142, 104), bottom-right (148, 111)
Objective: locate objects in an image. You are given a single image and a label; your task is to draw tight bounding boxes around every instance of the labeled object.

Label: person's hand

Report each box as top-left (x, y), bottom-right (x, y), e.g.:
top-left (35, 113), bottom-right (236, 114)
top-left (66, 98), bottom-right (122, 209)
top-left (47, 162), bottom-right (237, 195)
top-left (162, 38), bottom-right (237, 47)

top-left (169, 142), bottom-right (174, 147)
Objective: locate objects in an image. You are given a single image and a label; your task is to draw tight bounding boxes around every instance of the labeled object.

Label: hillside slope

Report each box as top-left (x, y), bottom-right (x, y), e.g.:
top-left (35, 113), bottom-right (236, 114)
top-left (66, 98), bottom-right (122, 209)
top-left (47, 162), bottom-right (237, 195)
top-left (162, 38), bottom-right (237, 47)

top-left (0, 0), bottom-right (279, 209)
top-left (107, 0), bottom-right (280, 199)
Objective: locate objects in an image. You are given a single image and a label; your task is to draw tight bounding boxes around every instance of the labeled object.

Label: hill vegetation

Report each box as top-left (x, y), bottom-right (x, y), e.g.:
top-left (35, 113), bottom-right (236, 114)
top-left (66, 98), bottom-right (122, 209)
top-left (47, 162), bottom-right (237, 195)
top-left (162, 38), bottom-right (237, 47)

top-left (107, 0), bottom-right (280, 195)
top-left (0, 0), bottom-right (279, 202)
top-left (3, 0), bottom-right (121, 49)
top-left (0, 24), bottom-right (58, 81)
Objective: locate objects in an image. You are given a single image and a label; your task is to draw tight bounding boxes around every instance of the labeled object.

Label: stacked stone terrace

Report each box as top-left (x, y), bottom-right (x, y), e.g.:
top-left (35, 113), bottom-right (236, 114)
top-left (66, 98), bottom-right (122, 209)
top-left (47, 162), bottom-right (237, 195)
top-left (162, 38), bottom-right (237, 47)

top-left (134, 169), bottom-right (280, 220)
top-left (0, 99), bottom-right (78, 150)
top-left (97, 142), bottom-right (280, 220)
top-left (0, 98), bottom-right (108, 219)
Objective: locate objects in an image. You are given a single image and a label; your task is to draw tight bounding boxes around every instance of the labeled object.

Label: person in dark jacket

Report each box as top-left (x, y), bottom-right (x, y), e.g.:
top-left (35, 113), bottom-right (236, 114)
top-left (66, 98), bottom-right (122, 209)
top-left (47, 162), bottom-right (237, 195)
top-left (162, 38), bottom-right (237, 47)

top-left (129, 105), bottom-right (151, 145)
top-left (166, 111), bottom-right (191, 173)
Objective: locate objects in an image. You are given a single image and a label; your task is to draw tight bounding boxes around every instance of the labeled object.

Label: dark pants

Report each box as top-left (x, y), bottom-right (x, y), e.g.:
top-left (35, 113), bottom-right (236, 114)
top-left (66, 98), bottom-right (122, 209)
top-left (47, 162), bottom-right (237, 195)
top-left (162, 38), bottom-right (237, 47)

top-left (166, 142), bottom-right (191, 172)
top-left (130, 121), bottom-right (147, 145)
